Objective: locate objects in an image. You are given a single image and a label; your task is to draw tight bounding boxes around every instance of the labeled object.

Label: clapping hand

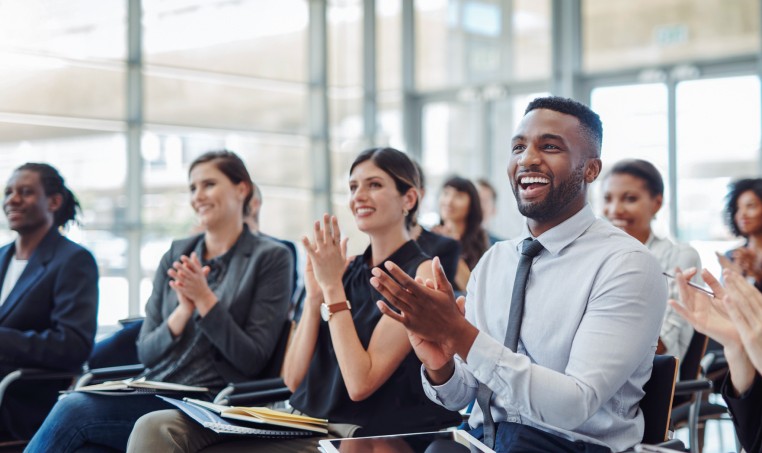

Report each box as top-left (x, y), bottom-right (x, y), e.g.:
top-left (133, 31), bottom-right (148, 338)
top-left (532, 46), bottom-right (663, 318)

top-left (168, 252), bottom-right (215, 315)
top-left (301, 214), bottom-right (349, 295)
top-left (668, 267), bottom-right (741, 348)
top-left (723, 270), bottom-right (762, 374)
top-left (371, 257), bottom-right (472, 376)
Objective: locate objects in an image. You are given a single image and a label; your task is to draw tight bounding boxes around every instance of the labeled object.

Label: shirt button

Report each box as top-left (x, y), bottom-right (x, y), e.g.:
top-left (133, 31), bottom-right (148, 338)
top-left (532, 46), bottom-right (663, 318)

top-left (507, 417), bottom-right (519, 423)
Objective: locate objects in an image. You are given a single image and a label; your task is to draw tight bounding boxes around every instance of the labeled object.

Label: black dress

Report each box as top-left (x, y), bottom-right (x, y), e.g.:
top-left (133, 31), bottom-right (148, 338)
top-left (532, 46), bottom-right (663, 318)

top-left (289, 240), bottom-right (461, 436)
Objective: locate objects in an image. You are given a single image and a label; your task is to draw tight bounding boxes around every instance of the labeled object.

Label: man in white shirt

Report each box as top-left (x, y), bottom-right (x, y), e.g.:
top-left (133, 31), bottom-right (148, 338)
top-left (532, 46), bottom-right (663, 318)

top-left (372, 96), bottom-right (666, 452)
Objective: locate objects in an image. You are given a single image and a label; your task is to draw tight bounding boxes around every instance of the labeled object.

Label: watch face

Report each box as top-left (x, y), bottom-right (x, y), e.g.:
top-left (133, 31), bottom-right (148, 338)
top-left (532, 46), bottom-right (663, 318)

top-left (320, 303), bottom-right (331, 321)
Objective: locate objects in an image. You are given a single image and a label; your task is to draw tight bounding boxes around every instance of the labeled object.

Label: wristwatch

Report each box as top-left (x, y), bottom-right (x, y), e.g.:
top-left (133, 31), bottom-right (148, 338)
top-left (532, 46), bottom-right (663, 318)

top-left (320, 300), bottom-right (352, 321)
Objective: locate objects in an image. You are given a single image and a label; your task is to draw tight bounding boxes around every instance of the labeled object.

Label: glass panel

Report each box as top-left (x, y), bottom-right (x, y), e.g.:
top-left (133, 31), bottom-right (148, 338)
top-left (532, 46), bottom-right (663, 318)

top-left (378, 0), bottom-right (402, 91)
top-left (0, 58), bottom-right (125, 120)
top-left (143, 0), bottom-right (308, 81)
top-left (420, 101), bottom-right (483, 224)
top-left (676, 75), bottom-right (760, 275)
top-left (0, 0), bottom-right (126, 60)
top-left (144, 73), bottom-right (306, 133)
top-left (513, 0), bottom-right (551, 80)
top-left (416, 0), bottom-right (456, 90)
top-left (0, 127), bottom-right (127, 325)
top-left (583, 0), bottom-right (760, 73)
top-left (590, 84), bottom-right (669, 236)
top-left (329, 0), bottom-right (363, 87)
top-left (329, 88), bottom-right (364, 142)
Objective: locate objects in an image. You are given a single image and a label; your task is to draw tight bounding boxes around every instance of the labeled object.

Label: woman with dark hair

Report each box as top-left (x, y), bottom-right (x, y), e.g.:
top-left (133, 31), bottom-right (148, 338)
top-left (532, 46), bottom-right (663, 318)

top-left (0, 163), bottom-right (97, 441)
top-left (126, 147), bottom-right (460, 452)
top-left (433, 176), bottom-right (489, 291)
top-left (601, 158), bottom-right (701, 361)
top-left (721, 178), bottom-right (762, 290)
top-left (25, 150), bottom-right (293, 452)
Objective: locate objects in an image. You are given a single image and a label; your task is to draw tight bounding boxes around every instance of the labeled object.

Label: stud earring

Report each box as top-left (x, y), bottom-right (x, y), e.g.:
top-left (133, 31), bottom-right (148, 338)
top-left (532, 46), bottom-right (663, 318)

top-left (403, 208), bottom-right (409, 217)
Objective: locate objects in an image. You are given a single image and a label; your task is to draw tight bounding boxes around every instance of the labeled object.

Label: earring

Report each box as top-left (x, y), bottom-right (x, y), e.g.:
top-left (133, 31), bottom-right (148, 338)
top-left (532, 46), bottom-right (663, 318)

top-left (403, 208), bottom-right (409, 217)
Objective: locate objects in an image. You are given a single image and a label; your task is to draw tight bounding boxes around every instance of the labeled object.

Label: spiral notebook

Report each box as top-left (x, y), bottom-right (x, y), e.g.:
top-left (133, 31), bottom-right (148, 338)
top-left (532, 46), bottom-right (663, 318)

top-left (157, 396), bottom-right (317, 438)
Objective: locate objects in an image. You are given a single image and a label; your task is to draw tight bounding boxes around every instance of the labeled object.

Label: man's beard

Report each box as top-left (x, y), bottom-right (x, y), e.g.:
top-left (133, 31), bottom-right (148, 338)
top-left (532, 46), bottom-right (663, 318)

top-left (512, 163), bottom-right (586, 222)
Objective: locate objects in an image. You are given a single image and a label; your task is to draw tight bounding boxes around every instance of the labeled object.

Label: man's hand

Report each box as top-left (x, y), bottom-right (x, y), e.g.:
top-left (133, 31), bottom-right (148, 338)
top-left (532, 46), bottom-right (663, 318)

top-left (370, 256), bottom-right (478, 378)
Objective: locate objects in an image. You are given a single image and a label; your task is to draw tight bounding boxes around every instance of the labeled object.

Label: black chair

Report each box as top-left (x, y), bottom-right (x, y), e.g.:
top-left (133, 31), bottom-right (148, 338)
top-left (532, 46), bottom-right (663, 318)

top-left (0, 368), bottom-right (82, 451)
top-left (640, 354), bottom-right (680, 446)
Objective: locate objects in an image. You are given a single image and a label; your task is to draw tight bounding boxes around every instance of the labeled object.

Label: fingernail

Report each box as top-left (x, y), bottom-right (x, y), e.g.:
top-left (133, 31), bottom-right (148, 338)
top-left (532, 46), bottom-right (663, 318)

top-left (384, 261), bottom-right (393, 270)
top-left (370, 278), bottom-right (379, 287)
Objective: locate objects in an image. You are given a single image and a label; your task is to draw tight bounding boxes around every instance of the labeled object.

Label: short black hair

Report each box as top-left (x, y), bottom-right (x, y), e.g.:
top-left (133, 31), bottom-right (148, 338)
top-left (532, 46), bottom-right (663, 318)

top-left (608, 159), bottom-right (664, 197)
top-left (16, 163), bottom-right (81, 228)
top-left (189, 150), bottom-right (254, 216)
top-left (525, 96), bottom-right (603, 157)
top-left (725, 178), bottom-right (762, 237)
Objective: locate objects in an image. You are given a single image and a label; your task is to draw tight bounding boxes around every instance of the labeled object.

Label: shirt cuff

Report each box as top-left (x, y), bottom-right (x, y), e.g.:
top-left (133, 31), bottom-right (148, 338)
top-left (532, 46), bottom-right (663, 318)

top-left (421, 363), bottom-right (463, 405)
top-left (465, 330), bottom-right (509, 385)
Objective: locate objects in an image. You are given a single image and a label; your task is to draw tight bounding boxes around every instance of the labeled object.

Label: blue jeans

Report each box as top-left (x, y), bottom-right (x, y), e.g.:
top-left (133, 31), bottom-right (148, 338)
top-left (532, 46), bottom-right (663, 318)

top-left (24, 392), bottom-right (172, 453)
top-left (469, 423), bottom-right (612, 453)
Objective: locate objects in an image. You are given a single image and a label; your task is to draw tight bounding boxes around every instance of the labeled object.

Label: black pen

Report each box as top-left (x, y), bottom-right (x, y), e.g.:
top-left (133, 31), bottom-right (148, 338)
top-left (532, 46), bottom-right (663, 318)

top-left (662, 272), bottom-right (715, 297)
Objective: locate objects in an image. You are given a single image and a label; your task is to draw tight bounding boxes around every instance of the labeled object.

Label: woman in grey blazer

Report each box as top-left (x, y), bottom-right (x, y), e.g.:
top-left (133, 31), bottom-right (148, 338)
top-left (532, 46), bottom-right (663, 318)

top-left (25, 150), bottom-right (293, 453)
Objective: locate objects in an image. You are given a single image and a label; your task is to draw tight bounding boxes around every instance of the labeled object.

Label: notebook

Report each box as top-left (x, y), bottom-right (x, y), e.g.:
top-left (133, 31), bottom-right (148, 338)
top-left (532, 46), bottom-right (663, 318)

top-left (158, 396), bottom-right (323, 438)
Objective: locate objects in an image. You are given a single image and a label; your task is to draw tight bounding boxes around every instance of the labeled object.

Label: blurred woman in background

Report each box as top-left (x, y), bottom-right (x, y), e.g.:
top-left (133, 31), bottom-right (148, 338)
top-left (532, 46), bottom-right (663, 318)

top-left (602, 159), bottom-right (701, 361)
top-left (721, 178), bottom-right (762, 291)
top-left (433, 176), bottom-right (489, 292)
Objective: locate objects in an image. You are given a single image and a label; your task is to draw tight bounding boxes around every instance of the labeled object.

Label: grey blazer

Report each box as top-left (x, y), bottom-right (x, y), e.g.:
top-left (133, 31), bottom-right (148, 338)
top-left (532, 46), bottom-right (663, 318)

top-left (137, 229), bottom-right (293, 384)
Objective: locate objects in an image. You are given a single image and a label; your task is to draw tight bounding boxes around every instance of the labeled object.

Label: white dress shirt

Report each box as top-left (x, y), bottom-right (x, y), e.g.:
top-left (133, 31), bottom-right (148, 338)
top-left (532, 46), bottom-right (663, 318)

top-left (422, 204), bottom-right (667, 452)
top-left (645, 233), bottom-right (701, 362)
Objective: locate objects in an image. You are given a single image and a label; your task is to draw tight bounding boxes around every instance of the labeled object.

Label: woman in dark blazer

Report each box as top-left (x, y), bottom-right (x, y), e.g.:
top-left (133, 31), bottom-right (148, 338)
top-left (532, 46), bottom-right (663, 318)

top-left (25, 150), bottom-right (293, 453)
top-left (0, 163), bottom-right (98, 441)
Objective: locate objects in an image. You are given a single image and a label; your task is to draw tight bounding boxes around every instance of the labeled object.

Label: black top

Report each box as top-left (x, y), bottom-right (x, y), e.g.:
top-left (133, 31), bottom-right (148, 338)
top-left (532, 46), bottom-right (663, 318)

top-left (416, 228), bottom-right (461, 286)
top-left (722, 372), bottom-right (762, 453)
top-left (289, 240), bottom-right (461, 436)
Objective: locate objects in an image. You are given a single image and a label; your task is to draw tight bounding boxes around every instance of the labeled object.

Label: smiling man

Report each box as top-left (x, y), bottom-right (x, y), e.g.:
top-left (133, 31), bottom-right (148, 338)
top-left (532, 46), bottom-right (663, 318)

top-left (372, 97), bottom-right (667, 452)
top-left (0, 163), bottom-right (98, 441)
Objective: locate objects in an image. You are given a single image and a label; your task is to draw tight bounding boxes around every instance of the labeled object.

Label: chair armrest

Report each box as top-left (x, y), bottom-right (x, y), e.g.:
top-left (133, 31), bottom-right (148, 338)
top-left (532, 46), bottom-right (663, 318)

top-left (656, 439), bottom-right (686, 450)
top-left (213, 378), bottom-right (290, 406)
top-left (673, 378), bottom-right (713, 396)
top-left (224, 387), bottom-right (292, 407)
top-left (75, 364), bottom-right (146, 389)
top-left (0, 368), bottom-right (81, 406)
top-left (213, 378), bottom-right (286, 403)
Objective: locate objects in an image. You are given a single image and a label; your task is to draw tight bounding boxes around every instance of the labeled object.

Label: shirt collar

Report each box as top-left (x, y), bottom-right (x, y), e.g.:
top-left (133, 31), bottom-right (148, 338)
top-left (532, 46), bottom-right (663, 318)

top-left (514, 204), bottom-right (596, 256)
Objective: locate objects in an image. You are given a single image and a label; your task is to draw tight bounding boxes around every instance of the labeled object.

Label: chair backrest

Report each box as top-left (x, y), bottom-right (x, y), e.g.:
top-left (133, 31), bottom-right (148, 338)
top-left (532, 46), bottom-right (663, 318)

top-left (680, 332), bottom-right (708, 381)
top-left (640, 354), bottom-right (679, 444)
top-left (257, 319), bottom-right (295, 379)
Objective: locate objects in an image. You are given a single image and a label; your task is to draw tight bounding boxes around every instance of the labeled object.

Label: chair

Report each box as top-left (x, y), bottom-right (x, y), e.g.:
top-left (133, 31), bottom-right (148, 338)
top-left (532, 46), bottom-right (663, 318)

top-left (640, 354), bottom-right (679, 446)
top-left (0, 368), bottom-right (82, 451)
top-left (671, 351), bottom-right (732, 453)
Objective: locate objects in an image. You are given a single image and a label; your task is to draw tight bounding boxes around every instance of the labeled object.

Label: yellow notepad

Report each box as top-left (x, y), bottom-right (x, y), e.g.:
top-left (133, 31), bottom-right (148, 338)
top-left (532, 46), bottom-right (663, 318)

top-left (184, 398), bottom-right (328, 434)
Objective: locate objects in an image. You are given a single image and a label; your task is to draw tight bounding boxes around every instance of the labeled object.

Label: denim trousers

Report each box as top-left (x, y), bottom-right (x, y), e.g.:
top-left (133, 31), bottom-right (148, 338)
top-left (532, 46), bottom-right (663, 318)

top-left (469, 422), bottom-right (612, 453)
top-left (24, 392), bottom-right (172, 453)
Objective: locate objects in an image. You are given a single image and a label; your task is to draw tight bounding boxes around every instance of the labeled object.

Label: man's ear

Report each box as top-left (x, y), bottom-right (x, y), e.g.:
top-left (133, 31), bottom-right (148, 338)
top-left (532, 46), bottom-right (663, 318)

top-left (584, 158), bottom-right (602, 184)
top-left (47, 193), bottom-right (63, 214)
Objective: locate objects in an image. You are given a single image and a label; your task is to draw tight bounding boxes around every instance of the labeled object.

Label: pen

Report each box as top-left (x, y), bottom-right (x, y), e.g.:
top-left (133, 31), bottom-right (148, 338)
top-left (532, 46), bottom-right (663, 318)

top-left (662, 272), bottom-right (715, 297)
